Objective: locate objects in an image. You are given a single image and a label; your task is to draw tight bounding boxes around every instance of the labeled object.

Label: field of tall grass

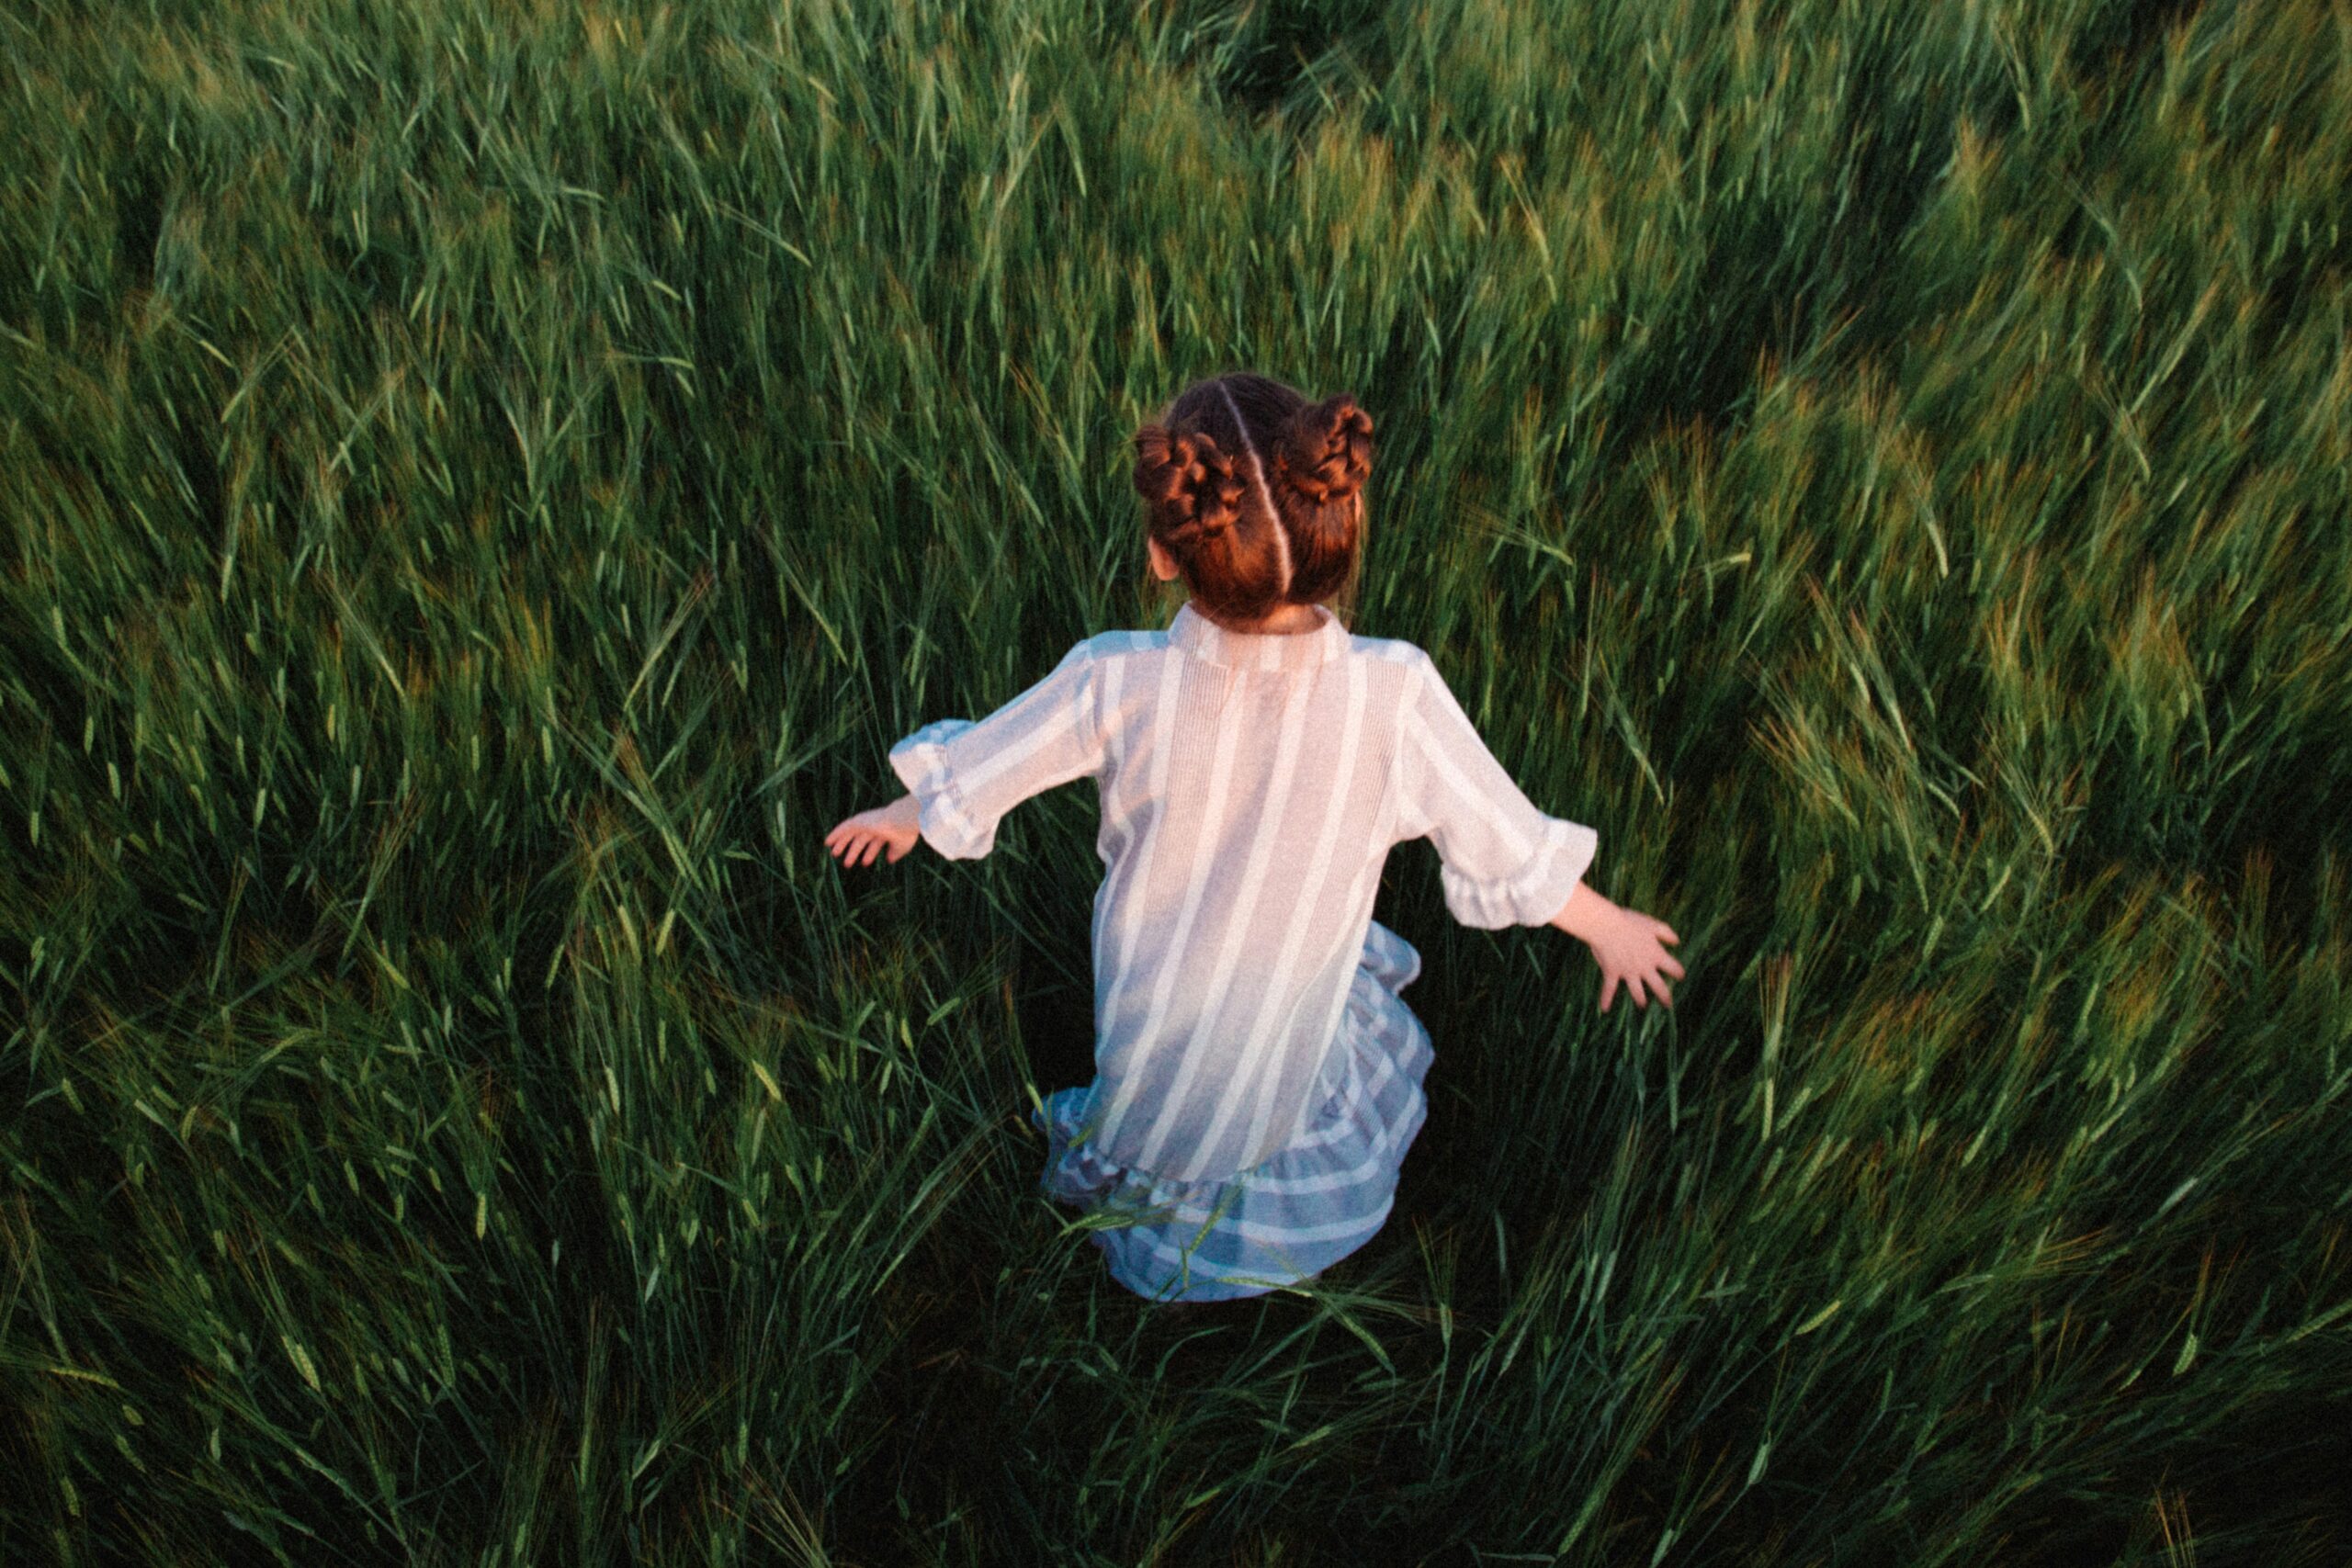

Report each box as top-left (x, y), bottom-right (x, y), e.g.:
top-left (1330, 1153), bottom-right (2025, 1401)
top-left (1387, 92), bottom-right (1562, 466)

top-left (4, 0), bottom-right (2349, 1560)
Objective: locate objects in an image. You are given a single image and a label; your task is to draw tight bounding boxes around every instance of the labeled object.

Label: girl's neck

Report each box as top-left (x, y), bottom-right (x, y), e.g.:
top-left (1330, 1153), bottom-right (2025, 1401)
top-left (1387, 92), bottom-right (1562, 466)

top-left (1192, 600), bottom-right (1326, 636)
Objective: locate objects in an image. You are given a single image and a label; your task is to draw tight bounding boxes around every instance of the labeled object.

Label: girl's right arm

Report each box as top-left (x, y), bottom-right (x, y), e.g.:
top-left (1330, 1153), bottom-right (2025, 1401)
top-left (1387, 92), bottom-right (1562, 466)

top-left (1396, 648), bottom-right (1684, 1012)
top-left (1549, 882), bottom-right (1684, 1012)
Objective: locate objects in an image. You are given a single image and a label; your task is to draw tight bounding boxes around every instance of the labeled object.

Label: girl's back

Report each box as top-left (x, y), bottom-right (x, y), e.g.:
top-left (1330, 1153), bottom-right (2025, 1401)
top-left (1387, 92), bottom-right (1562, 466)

top-left (893, 599), bottom-right (1596, 1185)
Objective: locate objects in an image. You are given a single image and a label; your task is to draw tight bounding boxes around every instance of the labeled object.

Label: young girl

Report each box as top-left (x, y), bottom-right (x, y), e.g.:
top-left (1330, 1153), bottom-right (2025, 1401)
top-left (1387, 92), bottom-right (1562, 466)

top-left (825, 372), bottom-right (1684, 1303)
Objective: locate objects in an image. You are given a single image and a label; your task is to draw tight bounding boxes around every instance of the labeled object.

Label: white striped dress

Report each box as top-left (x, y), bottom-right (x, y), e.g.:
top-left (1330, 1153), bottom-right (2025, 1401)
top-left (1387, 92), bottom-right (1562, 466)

top-left (889, 601), bottom-right (1598, 1302)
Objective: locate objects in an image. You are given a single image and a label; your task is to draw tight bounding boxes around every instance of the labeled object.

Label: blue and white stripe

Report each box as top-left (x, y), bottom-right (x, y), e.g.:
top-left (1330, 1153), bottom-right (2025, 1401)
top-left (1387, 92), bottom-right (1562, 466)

top-left (1035, 920), bottom-right (1431, 1302)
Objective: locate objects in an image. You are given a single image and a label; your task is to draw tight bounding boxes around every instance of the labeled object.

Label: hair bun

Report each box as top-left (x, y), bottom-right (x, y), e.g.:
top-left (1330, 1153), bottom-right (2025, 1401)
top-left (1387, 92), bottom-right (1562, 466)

top-left (1133, 425), bottom-right (1244, 540)
top-left (1276, 394), bottom-right (1374, 506)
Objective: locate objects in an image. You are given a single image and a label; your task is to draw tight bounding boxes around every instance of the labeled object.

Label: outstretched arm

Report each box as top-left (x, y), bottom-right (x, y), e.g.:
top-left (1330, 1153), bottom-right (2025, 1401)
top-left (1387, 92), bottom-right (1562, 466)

top-left (836, 639), bottom-right (1104, 865)
top-left (1396, 649), bottom-right (1685, 1013)
top-left (825, 792), bottom-right (922, 867)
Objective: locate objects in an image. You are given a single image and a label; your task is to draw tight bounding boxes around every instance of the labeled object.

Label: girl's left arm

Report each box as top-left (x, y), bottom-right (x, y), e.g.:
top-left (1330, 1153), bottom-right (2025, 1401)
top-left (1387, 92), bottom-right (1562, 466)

top-left (827, 640), bottom-right (1105, 868)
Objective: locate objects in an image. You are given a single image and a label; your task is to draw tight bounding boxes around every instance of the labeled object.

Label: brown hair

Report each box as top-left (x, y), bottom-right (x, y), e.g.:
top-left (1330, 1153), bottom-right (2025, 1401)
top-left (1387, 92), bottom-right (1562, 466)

top-left (1131, 372), bottom-right (1374, 626)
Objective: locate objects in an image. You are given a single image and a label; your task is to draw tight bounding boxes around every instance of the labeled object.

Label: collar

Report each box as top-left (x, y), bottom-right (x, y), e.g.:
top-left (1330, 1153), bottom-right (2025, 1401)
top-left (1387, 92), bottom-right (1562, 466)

top-left (1169, 601), bottom-right (1349, 671)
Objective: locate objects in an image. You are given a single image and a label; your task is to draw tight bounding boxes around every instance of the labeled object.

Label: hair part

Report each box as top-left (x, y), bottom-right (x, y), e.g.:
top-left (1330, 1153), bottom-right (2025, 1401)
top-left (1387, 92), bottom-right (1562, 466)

top-left (1131, 372), bottom-right (1374, 626)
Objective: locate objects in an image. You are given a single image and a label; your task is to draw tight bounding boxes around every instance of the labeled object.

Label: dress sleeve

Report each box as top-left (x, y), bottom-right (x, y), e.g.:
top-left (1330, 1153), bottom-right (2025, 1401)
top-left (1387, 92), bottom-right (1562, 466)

top-left (1396, 649), bottom-right (1598, 929)
top-left (888, 641), bottom-right (1104, 860)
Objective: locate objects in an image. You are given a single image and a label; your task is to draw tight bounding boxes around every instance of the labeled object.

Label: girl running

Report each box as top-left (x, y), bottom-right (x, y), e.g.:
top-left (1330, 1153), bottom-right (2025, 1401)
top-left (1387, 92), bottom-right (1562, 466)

top-left (825, 372), bottom-right (1684, 1302)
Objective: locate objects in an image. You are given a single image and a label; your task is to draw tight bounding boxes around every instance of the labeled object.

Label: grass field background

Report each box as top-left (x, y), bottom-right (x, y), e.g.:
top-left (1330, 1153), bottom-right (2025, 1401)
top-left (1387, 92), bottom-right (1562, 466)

top-left (4, 0), bottom-right (2351, 1561)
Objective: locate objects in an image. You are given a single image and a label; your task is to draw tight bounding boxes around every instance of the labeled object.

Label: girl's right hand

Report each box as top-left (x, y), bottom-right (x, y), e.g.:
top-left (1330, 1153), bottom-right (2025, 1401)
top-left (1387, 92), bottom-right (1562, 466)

top-left (1586, 906), bottom-right (1683, 1013)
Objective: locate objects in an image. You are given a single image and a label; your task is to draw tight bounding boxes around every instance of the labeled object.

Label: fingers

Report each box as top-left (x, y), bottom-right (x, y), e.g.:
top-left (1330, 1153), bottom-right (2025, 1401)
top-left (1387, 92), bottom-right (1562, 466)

top-left (1598, 963), bottom-right (1680, 1013)
top-left (826, 823), bottom-right (916, 868)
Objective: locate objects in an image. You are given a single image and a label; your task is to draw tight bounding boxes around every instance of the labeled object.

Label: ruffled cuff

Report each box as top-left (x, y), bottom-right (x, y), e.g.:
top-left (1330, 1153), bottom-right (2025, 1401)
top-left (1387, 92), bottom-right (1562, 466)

top-left (888, 719), bottom-right (995, 860)
top-left (1441, 818), bottom-right (1599, 930)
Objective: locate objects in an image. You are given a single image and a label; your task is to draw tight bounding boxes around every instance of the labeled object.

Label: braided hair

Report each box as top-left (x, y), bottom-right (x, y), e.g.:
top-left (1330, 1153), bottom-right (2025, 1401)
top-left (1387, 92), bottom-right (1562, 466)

top-left (1132, 373), bottom-right (1374, 626)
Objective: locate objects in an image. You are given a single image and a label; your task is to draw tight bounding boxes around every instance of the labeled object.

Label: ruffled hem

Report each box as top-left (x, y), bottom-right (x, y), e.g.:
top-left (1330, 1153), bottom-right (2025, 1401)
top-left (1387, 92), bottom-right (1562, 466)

top-left (1441, 817), bottom-right (1598, 929)
top-left (1034, 920), bottom-right (1433, 1303)
top-left (888, 719), bottom-right (994, 859)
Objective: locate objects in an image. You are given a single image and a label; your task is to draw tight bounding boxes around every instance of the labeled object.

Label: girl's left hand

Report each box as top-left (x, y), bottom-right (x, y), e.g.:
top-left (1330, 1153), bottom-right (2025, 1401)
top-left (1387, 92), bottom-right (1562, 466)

top-left (825, 795), bottom-right (922, 867)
